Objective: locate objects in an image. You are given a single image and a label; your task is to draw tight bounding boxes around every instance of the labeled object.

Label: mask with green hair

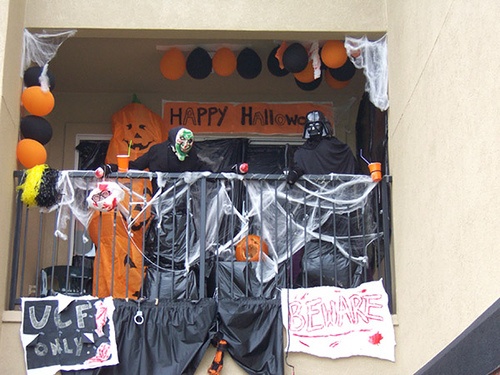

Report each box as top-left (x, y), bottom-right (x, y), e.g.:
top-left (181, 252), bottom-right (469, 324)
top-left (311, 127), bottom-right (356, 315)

top-left (173, 128), bottom-right (194, 161)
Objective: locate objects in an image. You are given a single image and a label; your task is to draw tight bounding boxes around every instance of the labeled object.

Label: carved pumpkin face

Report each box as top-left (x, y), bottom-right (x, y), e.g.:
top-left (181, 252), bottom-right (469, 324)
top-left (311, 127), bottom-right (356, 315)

top-left (105, 102), bottom-right (163, 164)
top-left (235, 234), bottom-right (269, 262)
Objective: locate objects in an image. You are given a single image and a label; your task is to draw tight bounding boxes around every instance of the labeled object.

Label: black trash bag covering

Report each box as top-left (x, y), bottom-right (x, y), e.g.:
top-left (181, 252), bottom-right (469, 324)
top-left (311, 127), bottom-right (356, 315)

top-left (245, 144), bottom-right (299, 174)
top-left (299, 240), bottom-right (364, 288)
top-left (195, 138), bottom-right (248, 173)
top-left (97, 298), bottom-right (217, 375)
top-left (142, 266), bottom-right (199, 300)
top-left (218, 298), bottom-right (284, 375)
top-left (210, 261), bottom-right (281, 299)
top-left (75, 140), bottom-right (110, 170)
top-left (144, 204), bottom-right (196, 268)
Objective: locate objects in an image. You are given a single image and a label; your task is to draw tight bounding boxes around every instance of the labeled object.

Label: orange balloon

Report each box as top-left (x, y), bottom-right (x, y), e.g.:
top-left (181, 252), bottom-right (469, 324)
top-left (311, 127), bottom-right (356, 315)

top-left (16, 138), bottom-right (47, 168)
top-left (321, 40), bottom-right (348, 69)
top-left (160, 48), bottom-right (186, 80)
top-left (21, 86), bottom-right (55, 116)
top-left (213, 47), bottom-right (237, 77)
top-left (293, 60), bottom-right (315, 83)
top-left (325, 69), bottom-right (350, 89)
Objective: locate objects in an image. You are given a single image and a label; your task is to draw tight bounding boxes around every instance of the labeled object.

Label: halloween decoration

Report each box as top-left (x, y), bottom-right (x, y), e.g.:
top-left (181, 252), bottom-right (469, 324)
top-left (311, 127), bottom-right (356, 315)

top-left (105, 102), bottom-right (163, 164)
top-left (295, 75), bottom-right (322, 91)
top-left (23, 66), bottom-right (56, 90)
top-left (160, 47), bottom-right (186, 80)
top-left (345, 35), bottom-right (389, 111)
top-left (293, 60), bottom-right (315, 83)
top-left (235, 234), bottom-right (269, 261)
top-left (325, 68), bottom-right (350, 89)
top-left (186, 47), bottom-right (212, 79)
top-left (16, 138), bottom-right (47, 169)
top-left (86, 181), bottom-right (125, 212)
top-left (321, 40), bottom-right (348, 69)
top-left (287, 110), bottom-right (356, 185)
top-left (282, 43), bottom-right (308, 73)
top-left (20, 115), bottom-right (53, 145)
top-left (267, 46), bottom-right (289, 77)
top-left (21, 85), bottom-right (55, 116)
top-left (208, 338), bottom-right (228, 375)
top-left (237, 48), bottom-right (262, 79)
top-left (17, 164), bottom-right (60, 208)
top-left (213, 47), bottom-right (237, 77)
top-left (88, 102), bottom-right (161, 299)
top-left (329, 58), bottom-right (356, 81)
top-left (88, 188), bottom-right (148, 299)
top-left (22, 29), bottom-right (76, 76)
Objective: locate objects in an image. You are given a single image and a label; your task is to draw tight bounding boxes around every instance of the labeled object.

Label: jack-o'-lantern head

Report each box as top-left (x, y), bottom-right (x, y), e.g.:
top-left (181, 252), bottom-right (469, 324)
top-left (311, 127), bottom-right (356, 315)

top-left (105, 103), bottom-right (163, 164)
top-left (235, 234), bottom-right (269, 262)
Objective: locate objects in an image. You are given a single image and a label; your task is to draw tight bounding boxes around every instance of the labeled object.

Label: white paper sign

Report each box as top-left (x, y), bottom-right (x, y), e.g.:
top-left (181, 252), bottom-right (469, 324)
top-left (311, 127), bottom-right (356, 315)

top-left (281, 279), bottom-right (395, 361)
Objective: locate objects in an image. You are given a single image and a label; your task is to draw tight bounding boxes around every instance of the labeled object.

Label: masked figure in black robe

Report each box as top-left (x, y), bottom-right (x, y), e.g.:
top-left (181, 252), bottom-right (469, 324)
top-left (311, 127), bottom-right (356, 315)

top-left (286, 111), bottom-right (366, 289)
top-left (129, 126), bottom-right (210, 173)
top-left (286, 110), bottom-right (356, 185)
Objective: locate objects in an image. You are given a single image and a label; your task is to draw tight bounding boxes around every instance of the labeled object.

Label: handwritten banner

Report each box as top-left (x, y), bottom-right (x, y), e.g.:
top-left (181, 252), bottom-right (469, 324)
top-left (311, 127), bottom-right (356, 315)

top-left (21, 295), bottom-right (118, 375)
top-left (162, 101), bottom-right (334, 135)
top-left (281, 279), bottom-right (395, 361)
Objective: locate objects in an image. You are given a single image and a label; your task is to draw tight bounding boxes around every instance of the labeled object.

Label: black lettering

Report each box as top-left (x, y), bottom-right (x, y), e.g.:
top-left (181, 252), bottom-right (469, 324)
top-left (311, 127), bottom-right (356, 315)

top-left (241, 106), bottom-right (252, 125)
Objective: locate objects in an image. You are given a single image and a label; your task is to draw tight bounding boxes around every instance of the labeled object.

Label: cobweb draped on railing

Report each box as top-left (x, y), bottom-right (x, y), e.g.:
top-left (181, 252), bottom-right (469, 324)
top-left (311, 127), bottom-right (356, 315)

top-left (54, 172), bottom-right (381, 285)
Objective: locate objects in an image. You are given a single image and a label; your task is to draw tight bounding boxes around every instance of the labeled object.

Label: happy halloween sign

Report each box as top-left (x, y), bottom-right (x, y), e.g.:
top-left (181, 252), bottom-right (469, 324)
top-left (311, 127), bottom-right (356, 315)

top-left (20, 295), bottom-right (118, 374)
top-left (162, 101), bottom-right (335, 135)
top-left (281, 279), bottom-right (396, 361)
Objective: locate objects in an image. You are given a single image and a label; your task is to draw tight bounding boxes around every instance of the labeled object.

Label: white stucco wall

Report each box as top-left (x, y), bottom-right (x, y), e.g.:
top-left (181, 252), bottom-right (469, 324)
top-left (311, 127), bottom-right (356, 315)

top-left (387, 0), bottom-right (500, 372)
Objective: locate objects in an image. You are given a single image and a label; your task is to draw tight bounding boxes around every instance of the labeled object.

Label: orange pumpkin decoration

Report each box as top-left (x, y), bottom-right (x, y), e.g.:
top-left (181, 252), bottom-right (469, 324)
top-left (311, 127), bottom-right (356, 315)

top-left (235, 234), bottom-right (268, 262)
top-left (105, 102), bottom-right (163, 164)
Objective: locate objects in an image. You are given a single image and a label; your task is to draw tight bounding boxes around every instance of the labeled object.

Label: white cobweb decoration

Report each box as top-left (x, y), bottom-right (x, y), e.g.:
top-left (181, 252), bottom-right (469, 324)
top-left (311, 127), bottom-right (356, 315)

top-left (21, 29), bottom-right (77, 91)
top-left (345, 35), bottom-right (389, 111)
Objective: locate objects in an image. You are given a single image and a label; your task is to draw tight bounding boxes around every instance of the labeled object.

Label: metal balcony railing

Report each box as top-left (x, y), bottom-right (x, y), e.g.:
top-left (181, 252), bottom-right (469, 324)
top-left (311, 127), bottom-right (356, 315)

top-left (10, 170), bottom-right (393, 311)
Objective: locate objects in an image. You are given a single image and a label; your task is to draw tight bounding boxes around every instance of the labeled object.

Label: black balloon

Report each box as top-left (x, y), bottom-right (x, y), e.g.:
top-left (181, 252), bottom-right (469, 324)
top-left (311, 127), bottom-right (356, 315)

top-left (23, 66), bottom-right (56, 90)
top-left (295, 75), bottom-right (323, 91)
top-left (267, 46), bottom-right (289, 77)
top-left (20, 115), bottom-right (53, 145)
top-left (237, 48), bottom-right (262, 79)
top-left (283, 43), bottom-right (308, 73)
top-left (329, 59), bottom-right (356, 81)
top-left (186, 47), bottom-right (212, 79)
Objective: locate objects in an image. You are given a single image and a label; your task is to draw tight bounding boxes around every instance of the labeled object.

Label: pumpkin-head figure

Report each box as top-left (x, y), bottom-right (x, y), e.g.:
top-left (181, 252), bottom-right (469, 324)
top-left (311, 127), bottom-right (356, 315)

top-left (235, 234), bottom-right (269, 262)
top-left (105, 102), bottom-right (163, 164)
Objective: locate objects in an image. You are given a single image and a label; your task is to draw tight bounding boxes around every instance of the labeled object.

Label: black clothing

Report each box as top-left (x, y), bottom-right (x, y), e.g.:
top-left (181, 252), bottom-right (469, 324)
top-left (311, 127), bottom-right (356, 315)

top-left (130, 126), bottom-right (210, 173)
top-left (287, 136), bottom-right (356, 184)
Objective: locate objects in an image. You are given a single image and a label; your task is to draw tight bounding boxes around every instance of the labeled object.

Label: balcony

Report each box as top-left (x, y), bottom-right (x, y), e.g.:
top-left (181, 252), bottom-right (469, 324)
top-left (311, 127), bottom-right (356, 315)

top-left (11, 170), bottom-right (392, 374)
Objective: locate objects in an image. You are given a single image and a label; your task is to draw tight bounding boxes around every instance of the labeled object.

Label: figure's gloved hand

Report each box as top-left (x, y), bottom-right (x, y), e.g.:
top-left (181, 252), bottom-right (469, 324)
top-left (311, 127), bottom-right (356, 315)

top-left (94, 164), bottom-right (117, 178)
top-left (286, 170), bottom-right (300, 185)
top-left (286, 166), bottom-right (305, 185)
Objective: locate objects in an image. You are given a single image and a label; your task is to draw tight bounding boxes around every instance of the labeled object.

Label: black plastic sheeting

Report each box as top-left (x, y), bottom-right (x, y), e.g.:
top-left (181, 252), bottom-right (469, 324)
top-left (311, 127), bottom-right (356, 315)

top-left (143, 267), bottom-right (199, 300)
top-left (209, 261), bottom-right (283, 299)
top-left (218, 298), bottom-right (284, 375)
top-left (63, 297), bottom-right (284, 375)
top-left (75, 140), bottom-right (110, 170)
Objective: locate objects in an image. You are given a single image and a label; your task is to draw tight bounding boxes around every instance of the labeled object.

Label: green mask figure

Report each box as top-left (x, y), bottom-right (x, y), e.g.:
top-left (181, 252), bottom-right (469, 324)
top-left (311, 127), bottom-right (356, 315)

top-left (174, 128), bottom-right (194, 161)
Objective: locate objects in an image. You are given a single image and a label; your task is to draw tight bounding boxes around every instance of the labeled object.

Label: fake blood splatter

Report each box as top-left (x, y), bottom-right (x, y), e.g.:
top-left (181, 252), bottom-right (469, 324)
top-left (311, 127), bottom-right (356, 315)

top-left (369, 331), bottom-right (383, 345)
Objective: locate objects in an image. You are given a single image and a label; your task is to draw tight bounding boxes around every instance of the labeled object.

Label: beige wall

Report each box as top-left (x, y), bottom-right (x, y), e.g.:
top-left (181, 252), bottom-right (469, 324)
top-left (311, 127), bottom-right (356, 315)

top-left (387, 0), bottom-right (500, 372)
top-left (1, 0), bottom-right (499, 374)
